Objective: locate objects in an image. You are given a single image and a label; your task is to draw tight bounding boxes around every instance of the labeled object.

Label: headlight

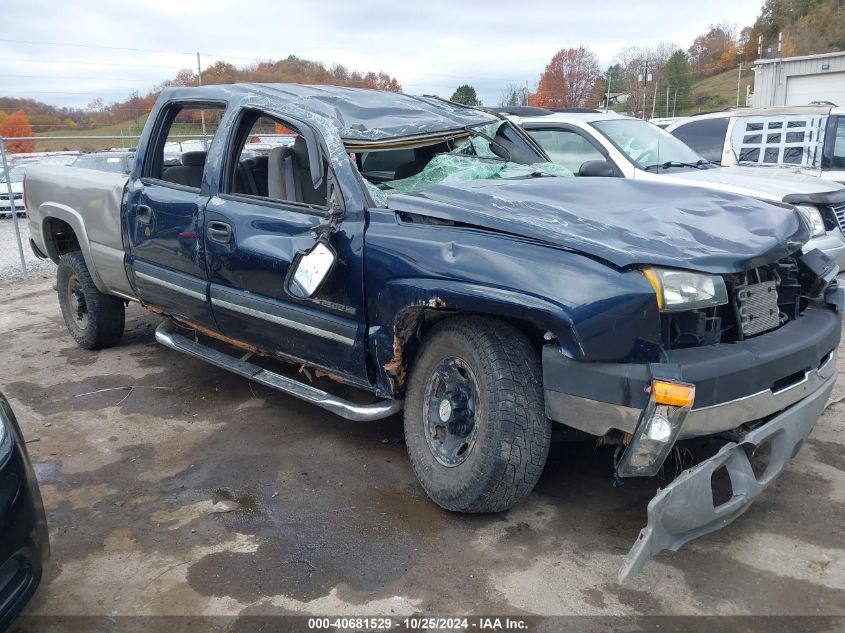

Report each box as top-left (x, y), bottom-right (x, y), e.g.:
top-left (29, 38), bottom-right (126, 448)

top-left (642, 267), bottom-right (729, 312)
top-left (796, 205), bottom-right (826, 238)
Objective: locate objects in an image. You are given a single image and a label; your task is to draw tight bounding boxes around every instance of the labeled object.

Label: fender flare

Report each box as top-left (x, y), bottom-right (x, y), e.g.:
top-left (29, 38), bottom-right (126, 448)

top-left (368, 278), bottom-right (580, 397)
top-left (38, 202), bottom-right (109, 293)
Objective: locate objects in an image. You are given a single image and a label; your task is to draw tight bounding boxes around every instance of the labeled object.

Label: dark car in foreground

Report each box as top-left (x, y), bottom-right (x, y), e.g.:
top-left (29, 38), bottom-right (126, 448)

top-left (24, 84), bottom-right (844, 578)
top-left (0, 394), bottom-right (48, 632)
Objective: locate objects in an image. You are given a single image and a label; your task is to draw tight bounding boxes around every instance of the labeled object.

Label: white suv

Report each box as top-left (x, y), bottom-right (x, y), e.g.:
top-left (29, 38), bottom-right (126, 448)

top-left (502, 108), bottom-right (845, 268)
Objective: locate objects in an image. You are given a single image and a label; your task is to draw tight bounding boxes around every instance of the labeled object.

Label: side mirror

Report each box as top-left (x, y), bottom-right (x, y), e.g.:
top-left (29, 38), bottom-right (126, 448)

top-left (579, 159), bottom-right (615, 177)
top-left (286, 240), bottom-right (337, 299)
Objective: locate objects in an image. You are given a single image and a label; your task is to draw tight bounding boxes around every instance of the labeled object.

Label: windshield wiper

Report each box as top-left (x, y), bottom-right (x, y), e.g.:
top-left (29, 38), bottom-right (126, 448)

top-left (644, 159), bottom-right (710, 172)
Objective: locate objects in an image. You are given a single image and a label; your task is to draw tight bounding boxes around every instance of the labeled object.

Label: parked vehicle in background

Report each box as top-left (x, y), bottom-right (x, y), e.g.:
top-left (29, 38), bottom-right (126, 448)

top-left (25, 84), bottom-right (844, 578)
top-left (0, 165), bottom-right (27, 218)
top-left (72, 151), bottom-right (135, 175)
top-left (504, 108), bottom-right (845, 269)
top-left (9, 152), bottom-right (80, 169)
top-left (665, 105), bottom-right (845, 184)
top-left (0, 392), bottom-right (49, 632)
top-left (649, 116), bottom-right (684, 129)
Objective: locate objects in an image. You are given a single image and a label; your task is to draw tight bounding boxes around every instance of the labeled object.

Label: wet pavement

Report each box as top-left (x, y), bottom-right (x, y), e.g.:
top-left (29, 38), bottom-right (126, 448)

top-left (1, 276), bottom-right (843, 617)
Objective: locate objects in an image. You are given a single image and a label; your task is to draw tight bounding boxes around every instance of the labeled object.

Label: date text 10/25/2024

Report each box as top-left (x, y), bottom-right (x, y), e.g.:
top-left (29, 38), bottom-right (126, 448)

top-left (307, 617), bottom-right (529, 630)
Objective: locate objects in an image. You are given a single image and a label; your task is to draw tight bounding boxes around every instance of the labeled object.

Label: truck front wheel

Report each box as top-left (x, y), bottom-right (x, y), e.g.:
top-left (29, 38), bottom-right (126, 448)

top-left (404, 317), bottom-right (551, 513)
top-left (57, 252), bottom-right (125, 349)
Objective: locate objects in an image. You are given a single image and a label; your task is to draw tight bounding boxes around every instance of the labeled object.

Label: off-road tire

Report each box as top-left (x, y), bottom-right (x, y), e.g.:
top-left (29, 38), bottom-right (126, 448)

top-left (404, 316), bottom-right (551, 512)
top-left (57, 251), bottom-right (125, 349)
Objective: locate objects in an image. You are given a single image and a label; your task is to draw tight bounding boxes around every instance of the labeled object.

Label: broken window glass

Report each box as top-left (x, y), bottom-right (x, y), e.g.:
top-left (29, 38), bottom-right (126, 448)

top-left (383, 154), bottom-right (572, 195)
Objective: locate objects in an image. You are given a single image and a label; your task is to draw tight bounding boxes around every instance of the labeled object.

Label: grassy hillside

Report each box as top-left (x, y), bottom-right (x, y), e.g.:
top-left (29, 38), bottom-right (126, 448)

top-left (34, 116), bottom-right (149, 152)
top-left (683, 67), bottom-right (754, 115)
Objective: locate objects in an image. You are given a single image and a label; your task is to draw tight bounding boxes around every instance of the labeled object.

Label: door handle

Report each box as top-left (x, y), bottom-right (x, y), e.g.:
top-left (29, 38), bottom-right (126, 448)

top-left (207, 221), bottom-right (232, 244)
top-left (137, 204), bottom-right (153, 224)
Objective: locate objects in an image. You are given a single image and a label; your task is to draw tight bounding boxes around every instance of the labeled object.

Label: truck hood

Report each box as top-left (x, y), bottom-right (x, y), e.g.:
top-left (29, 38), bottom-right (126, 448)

top-left (660, 166), bottom-right (843, 201)
top-left (390, 177), bottom-right (810, 274)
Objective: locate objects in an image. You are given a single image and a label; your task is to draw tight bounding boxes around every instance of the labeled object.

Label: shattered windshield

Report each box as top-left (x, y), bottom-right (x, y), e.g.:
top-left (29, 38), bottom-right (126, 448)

top-left (362, 120), bottom-right (572, 205)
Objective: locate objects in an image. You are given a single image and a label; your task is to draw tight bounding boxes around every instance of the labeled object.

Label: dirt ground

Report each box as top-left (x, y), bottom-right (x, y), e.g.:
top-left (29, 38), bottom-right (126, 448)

top-left (2, 274), bottom-right (844, 618)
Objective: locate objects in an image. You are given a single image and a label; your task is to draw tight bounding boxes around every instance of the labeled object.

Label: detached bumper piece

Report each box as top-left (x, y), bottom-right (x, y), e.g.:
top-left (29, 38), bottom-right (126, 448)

top-left (619, 372), bottom-right (835, 581)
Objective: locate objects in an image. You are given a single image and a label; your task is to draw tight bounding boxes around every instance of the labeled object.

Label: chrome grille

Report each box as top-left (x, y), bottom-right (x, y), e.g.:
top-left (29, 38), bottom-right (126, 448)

top-left (832, 204), bottom-right (845, 233)
top-left (736, 280), bottom-right (781, 337)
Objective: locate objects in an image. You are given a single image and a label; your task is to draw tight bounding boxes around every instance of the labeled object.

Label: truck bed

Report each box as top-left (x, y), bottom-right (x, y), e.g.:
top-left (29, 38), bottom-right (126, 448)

top-left (26, 164), bottom-right (136, 300)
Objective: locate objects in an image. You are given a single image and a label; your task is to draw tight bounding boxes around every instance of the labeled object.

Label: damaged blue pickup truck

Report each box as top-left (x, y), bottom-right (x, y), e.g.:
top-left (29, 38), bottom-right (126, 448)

top-left (25, 84), bottom-right (843, 578)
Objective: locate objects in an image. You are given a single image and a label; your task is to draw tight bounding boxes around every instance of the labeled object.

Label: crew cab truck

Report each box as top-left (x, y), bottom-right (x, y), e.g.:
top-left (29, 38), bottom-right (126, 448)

top-left (25, 84), bottom-right (844, 579)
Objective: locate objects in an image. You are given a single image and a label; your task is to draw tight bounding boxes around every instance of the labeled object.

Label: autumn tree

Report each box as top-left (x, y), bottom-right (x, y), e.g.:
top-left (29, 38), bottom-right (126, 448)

top-left (687, 23), bottom-right (737, 76)
top-left (0, 111), bottom-right (35, 152)
top-left (450, 85), bottom-right (481, 106)
top-left (531, 47), bottom-right (601, 109)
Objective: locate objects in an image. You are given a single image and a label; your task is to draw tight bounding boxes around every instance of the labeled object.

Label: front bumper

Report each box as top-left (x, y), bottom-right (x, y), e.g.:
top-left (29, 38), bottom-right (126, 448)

top-left (544, 303), bottom-right (841, 439)
top-left (619, 372), bottom-right (834, 580)
top-left (543, 298), bottom-right (842, 578)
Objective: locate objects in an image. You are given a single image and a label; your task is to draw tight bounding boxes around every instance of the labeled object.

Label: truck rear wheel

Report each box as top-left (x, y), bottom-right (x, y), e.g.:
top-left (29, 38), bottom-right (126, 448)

top-left (57, 252), bottom-right (125, 349)
top-left (403, 317), bottom-right (551, 513)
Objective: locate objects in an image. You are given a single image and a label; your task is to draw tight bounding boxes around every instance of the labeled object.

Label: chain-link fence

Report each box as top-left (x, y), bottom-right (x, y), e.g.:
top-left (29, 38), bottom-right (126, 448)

top-left (0, 138), bottom-right (37, 281)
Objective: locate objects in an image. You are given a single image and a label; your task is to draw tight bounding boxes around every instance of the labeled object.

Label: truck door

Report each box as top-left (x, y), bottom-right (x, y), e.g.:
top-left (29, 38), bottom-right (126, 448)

top-left (204, 110), bottom-right (369, 385)
top-left (124, 102), bottom-right (226, 327)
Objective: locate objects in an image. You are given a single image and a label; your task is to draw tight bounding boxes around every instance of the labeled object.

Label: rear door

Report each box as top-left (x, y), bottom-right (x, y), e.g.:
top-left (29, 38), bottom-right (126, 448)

top-left (203, 109), bottom-right (370, 384)
top-left (125, 101), bottom-right (226, 327)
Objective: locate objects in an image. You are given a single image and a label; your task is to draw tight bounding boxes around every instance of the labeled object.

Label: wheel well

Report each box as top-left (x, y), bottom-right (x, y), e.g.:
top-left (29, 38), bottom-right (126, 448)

top-left (45, 217), bottom-right (80, 258)
top-left (385, 306), bottom-right (547, 394)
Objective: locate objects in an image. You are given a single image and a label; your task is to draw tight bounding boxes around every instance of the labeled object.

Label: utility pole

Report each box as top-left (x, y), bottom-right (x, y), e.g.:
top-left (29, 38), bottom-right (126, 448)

top-left (197, 52), bottom-right (207, 138)
top-left (651, 80), bottom-right (658, 119)
top-left (605, 68), bottom-right (612, 113)
top-left (638, 61), bottom-right (651, 120)
top-left (666, 85), bottom-right (670, 118)
top-left (736, 47), bottom-right (744, 107)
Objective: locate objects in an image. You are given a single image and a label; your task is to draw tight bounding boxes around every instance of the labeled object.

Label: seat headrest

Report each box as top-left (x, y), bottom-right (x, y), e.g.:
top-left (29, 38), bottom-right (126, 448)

top-left (293, 137), bottom-right (309, 169)
top-left (181, 151), bottom-right (207, 167)
top-left (269, 146), bottom-right (285, 162)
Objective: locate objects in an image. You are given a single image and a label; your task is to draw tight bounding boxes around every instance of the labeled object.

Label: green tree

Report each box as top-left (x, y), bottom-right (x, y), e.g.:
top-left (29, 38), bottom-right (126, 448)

top-left (664, 50), bottom-right (693, 116)
top-left (450, 84), bottom-right (481, 106)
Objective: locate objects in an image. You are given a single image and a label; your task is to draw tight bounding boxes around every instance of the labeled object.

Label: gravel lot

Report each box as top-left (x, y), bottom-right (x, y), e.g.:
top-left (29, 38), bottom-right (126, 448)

top-left (1, 275), bottom-right (844, 620)
top-left (0, 216), bottom-right (55, 279)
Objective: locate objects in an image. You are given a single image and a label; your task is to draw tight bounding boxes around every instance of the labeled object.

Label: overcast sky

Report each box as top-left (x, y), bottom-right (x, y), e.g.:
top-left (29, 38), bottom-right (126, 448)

top-left (0, 0), bottom-right (762, 109)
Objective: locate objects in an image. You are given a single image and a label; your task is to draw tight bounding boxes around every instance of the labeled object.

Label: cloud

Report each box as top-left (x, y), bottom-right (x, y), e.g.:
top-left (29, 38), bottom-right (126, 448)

top-left (0, 0), bottom-right (762, 107)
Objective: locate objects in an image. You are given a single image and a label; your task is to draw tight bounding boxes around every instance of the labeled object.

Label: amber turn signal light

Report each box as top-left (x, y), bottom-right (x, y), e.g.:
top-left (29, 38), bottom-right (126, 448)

top-left (651, 380), bottom-right (695, 408)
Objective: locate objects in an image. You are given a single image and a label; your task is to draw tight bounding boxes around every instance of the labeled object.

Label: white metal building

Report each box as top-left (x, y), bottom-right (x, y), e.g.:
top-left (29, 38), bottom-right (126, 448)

top-left (753, 51), bottom-right (845, 107)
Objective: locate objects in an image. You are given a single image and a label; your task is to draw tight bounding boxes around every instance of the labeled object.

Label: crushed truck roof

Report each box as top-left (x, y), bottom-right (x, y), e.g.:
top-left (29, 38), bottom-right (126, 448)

top-left (158, 83), bottom-right (497, 144)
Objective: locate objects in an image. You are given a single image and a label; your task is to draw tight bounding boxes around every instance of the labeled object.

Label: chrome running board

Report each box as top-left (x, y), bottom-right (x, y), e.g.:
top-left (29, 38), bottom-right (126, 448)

top-left (155, 320), bottom-right (403, 421)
